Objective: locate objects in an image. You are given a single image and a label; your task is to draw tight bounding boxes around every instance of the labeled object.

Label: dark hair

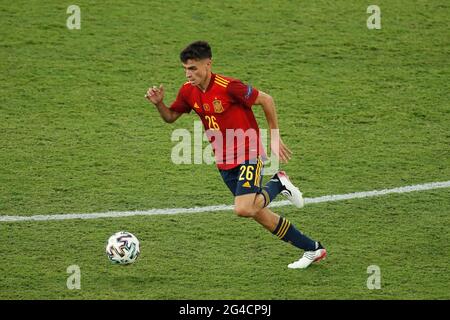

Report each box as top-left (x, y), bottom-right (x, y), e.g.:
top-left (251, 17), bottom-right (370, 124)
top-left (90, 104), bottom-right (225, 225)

top-left (180, 41), bottom-right (212, 62)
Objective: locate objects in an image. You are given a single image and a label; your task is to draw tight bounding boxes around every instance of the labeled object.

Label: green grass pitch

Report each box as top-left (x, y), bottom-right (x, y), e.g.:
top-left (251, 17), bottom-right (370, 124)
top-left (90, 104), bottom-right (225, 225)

top-left (0, 1), bottom-right (449, 299)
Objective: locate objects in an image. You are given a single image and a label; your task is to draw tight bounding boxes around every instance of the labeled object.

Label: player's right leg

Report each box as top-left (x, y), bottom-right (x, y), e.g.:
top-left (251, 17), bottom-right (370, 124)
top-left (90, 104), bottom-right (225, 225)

top-left (287, 242), bottom-right (327, 269)
top-left (223, 157), bottom-right (266, 218)
top-left (220, 161), bottom-right (326, 269)
top-left (252, 207), bottom-right (327, 269)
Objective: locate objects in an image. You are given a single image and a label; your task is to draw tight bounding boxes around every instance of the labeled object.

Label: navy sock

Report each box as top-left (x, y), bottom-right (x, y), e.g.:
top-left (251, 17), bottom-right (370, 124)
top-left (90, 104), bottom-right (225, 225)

top-left (272, 217), bottom-right (317, 251)
top-left (259, 176), bottom-right (283, 207)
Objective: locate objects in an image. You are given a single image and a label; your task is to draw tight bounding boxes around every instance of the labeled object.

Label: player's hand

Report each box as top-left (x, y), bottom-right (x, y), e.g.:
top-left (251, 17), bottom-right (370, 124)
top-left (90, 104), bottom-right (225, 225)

top-left (145, 84), bottom-right (164, 105)
top-left (271, 134), bottom-right (292, 164)
top-left (277, 138), bottom-right (293, 163)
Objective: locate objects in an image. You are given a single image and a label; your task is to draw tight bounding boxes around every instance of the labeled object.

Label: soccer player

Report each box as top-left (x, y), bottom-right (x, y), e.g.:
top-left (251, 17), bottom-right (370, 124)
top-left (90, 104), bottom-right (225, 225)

top-left (145, 41), bottom-right (326, 269)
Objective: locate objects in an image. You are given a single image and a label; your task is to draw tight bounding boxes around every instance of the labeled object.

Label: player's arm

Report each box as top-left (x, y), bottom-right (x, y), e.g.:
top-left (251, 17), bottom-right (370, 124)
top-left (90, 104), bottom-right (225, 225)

top-left (254, 91), bottom-right (292, 163)
top-left (145, 85), bottom-right (183, 123)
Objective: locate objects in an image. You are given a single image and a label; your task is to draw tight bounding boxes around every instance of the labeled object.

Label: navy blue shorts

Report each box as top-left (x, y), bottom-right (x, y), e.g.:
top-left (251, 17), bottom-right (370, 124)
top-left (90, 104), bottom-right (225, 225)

top-left (219, 157), bottom-right (264, 196)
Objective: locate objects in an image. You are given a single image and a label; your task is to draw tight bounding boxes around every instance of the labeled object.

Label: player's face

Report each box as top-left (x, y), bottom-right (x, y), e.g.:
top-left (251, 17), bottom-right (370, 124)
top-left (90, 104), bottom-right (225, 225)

top-left (182, 58), bottom-right (211, 87)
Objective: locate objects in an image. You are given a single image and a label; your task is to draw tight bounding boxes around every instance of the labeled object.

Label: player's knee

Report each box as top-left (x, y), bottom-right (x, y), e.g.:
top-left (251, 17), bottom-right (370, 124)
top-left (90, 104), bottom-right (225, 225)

top-left (234, 204), bottom-right (256, 218)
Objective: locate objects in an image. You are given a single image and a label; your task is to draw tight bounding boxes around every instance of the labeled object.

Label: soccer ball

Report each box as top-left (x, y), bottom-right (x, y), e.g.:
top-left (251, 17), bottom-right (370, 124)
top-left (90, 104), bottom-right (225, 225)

top-left (106, 231), bottom-right (140, 265)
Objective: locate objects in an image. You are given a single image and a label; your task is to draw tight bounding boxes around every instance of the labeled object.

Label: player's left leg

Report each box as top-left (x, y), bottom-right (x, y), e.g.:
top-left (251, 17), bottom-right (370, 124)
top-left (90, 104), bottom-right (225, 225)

top-left (259, 171), bottom-right (304, 208)
top-left (232, 159), bottom-right (303, 217)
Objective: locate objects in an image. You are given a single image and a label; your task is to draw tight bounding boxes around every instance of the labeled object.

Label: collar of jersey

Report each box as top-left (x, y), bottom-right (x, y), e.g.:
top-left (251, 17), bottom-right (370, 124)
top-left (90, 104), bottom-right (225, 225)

top-left (198, 73), bottom-right (216, 93)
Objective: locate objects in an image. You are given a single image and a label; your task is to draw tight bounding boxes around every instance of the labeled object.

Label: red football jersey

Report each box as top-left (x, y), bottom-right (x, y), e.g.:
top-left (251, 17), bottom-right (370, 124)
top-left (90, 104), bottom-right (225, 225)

top-left (170, 73), bottom-right (265, 170)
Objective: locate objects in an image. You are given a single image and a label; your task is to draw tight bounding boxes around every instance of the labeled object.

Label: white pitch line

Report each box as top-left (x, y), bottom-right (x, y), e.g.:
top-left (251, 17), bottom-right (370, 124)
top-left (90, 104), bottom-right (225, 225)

top-left (1, 180), bottom-right (449, 223)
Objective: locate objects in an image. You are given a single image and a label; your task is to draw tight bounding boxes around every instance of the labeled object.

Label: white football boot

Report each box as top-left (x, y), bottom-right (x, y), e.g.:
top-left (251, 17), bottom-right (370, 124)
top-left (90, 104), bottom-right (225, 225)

top-left (288, 243), bottom-right (327, 269)
top-left (275, 171), bottom-right (304, 208)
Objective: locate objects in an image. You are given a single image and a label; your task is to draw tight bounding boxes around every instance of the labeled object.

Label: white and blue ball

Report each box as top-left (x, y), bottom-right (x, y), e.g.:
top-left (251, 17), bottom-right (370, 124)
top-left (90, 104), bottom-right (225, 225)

top-left (106, 231), bottom-right (140, 265)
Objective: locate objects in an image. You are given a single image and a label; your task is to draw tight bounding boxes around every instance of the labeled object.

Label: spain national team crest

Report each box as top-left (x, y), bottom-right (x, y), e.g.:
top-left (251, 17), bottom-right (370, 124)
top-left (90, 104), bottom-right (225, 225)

top-left (213, 99), bottom-right (224, 113)
top-left (203, 103), bottom-right (210, 112)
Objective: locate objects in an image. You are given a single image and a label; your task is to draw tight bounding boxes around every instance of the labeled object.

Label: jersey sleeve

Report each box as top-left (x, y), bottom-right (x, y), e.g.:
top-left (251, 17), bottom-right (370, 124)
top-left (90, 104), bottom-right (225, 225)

top-left (227, 80), bottom-right (259, 108)
top-left (170, 85), bottom-right (192, 113)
